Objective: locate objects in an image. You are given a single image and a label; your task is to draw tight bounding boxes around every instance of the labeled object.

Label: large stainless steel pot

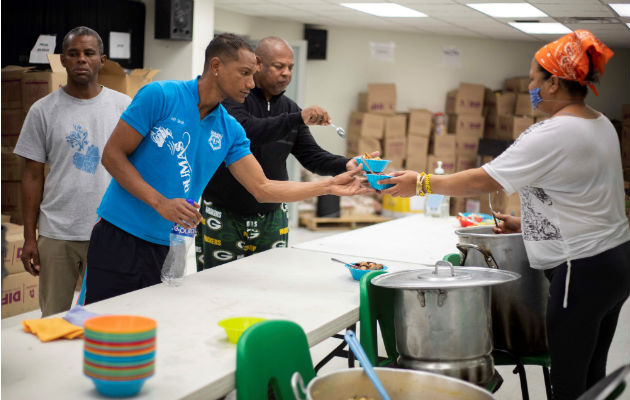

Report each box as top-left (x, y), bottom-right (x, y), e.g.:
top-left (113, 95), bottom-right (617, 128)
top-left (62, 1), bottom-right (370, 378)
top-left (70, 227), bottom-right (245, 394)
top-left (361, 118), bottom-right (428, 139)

top-left (372, 262), bottom-right (519, 386)
top-left (291, 367), bottom-right (496, 400)
top-left (455, 225), bottom-right (549, 355)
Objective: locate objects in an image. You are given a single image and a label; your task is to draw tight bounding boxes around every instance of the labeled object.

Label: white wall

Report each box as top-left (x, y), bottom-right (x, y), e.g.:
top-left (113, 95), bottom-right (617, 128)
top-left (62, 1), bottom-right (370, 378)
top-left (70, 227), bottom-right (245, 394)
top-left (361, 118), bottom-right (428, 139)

top-left (214, 8), bottom-right (630, 156)
top-left (141, 0), bottom-right (215, 81)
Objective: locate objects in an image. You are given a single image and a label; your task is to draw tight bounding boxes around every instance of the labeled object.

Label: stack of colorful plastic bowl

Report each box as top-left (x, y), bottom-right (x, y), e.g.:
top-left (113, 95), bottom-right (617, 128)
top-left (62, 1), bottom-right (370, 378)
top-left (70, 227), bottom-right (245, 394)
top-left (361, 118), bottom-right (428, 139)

top-left (83, 315), bottom-right (157, 398)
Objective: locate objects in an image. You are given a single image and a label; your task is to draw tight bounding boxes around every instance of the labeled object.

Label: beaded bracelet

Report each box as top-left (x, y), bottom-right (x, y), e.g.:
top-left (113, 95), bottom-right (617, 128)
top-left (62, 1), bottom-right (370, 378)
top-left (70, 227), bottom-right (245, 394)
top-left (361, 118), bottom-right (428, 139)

top-left (416, 172), bottom-right (426, 197)
top-left (425, 173), bottom-right (433, 195)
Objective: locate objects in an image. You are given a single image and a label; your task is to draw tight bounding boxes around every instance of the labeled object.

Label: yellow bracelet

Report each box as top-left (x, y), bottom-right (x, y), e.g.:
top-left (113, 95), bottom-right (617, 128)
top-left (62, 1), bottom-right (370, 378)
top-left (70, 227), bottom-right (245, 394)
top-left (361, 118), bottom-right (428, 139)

top-left (425, 173), bottom-right (433, 194)
top-left (416, 172), bottom-right (426, 197)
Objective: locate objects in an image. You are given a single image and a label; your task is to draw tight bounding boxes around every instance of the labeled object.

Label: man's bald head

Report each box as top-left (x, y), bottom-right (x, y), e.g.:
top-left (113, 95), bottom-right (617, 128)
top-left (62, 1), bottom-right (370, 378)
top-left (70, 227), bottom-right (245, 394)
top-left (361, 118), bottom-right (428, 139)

top-left (255, 37), bottom-right (293, 63)
top-left (253, 37), bottom-right (295, 99)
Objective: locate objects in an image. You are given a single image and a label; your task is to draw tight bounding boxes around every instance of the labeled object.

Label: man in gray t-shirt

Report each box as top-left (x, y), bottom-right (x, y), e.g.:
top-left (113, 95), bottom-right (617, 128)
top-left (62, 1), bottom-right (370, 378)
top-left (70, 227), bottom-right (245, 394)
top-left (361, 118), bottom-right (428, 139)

top-left (14, 26), bottom-right (130, 317)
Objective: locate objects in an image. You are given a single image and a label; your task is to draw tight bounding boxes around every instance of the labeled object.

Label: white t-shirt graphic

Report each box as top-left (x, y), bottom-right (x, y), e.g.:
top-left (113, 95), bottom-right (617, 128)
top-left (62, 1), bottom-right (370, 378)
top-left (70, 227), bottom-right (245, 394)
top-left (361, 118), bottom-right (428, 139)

top-left (483, 115), bottom-right (630, 269)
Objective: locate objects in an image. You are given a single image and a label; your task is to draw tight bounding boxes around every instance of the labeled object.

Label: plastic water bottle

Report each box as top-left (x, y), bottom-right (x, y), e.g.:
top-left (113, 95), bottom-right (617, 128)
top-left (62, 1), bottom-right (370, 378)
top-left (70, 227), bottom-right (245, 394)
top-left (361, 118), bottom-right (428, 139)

top-left (161, 198), bottom-right (196, 287)
top-left (424, 161), bottom-right (450, 218)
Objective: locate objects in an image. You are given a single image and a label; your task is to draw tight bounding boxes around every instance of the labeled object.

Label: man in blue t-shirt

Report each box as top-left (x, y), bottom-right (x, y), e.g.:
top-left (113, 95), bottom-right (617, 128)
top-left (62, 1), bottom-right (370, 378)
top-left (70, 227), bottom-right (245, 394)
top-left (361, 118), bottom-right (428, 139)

top-left (82, 33), bottom-right (369, 304)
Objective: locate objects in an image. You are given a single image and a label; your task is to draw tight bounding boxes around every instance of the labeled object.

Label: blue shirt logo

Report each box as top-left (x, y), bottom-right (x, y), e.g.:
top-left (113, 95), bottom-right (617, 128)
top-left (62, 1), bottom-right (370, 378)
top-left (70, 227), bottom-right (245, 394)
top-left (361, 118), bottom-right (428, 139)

top-left (66, 124), bottom-right (100, 174)
top-left (209, 130), bottom-right (222, 150)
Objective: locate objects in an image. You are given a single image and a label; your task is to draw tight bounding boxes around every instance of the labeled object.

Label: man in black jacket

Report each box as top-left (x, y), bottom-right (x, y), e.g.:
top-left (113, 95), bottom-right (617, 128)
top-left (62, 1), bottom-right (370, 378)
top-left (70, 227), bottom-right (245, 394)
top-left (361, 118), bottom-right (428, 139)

top-left (196, 36), bottom-right (358, 269)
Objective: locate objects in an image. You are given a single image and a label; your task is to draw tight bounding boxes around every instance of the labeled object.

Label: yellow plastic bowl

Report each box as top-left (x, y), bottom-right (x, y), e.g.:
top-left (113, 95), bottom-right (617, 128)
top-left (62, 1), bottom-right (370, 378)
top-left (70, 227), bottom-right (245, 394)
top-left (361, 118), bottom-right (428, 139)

top-left (217, 317), bottom-right (266, 344)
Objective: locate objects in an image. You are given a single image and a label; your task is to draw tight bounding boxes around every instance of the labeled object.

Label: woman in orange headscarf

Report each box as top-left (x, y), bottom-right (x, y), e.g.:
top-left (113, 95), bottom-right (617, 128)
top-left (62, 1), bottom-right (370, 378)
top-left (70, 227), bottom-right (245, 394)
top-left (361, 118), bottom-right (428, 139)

top-left (382, 30), bottom-right (629, 399)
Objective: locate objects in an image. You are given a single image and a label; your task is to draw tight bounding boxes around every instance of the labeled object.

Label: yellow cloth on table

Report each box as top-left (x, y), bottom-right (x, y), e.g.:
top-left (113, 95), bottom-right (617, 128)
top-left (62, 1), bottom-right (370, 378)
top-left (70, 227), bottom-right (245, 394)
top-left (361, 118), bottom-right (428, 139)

top-left (21, 318), bottom-right (84, 342)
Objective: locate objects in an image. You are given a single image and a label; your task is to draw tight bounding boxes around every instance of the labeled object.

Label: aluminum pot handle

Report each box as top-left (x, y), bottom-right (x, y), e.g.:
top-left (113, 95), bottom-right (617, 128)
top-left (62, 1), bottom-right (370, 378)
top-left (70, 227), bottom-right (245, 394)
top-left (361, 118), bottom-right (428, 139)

top-left (456, 243), bottom-right (499, 269)
top-left (291, 371), bottom-right (308, 400)
top-left (433, 260), bottom-right (455, 276)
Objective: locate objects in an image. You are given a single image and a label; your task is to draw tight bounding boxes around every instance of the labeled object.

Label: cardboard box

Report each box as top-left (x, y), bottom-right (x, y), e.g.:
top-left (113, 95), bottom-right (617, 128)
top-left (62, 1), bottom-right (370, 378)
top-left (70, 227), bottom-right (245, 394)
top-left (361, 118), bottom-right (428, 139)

top-left (456, 132), bottom-right (480, 157)
top-left (2, 146), bottom-right (23, 181)
top-left (366, 83), bottom-right (396, 115)
top-left (1, 181), bottom-right (22, 215)
top-left (430, 134), bottom-right (456, 157)
top-left (1, 108), bottom-right (25, 146)
top-left (450, 197), bottom-right (481, 215)
top-left (505, 76), bottom-right (529, 93)
top-left (497, 115), bottom-right (533, 140)
top-left (514, 93), bottom-right (546, 117)
top-left (383, 136), bottom-right (406, 160)
top-left (445, 83), bottom-right (485, 115)
top-left (2, 66), bottom-right (33, 109)
top-left (484, 115), bottom-right (500, 139)
top-left (405, 135), bottom-right (429, 171)
top-left (388, 157), bottom-right (404, 170)
top-left (2, 271), bottom-right (39, 319)
top-left (3, 223), bottom-right (25, 275)
top-left (21, 54), bottom-right (67, 113)
top-left (346, 112), bottom-right (384, 139)
top-left (98, 59), bottom-right (159, 98)
top-left (448, 114), bottom-right (485, 138)
top-left (358, 92), bottom-right (368, 112)
top-left (1, 214), bottom-right (11, 223)
top-left (407, 109), bottom-right (432, 137)
top-left (347, 137), bottom-right (382, 158)
top-left (456, 155), bottom-right (478, 172)
top-left (384, 114), bottom-right (407, 139)
top-left (427, 154), bottom-right (456, 175)
top-left (484, 90), bottom-right (516, 117)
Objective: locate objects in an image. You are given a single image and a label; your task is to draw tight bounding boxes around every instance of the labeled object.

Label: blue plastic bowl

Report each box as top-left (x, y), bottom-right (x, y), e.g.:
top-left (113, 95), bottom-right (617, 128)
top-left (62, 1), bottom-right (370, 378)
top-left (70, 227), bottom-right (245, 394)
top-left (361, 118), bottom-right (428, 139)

top-left (366, 174), bottom-right (394, 190)
top-left (90, 377), bottom-right (148, 398)
top-left (345, 264), bottom-right (388, 281)
top-left (354, 157), bottom-right (391, 173)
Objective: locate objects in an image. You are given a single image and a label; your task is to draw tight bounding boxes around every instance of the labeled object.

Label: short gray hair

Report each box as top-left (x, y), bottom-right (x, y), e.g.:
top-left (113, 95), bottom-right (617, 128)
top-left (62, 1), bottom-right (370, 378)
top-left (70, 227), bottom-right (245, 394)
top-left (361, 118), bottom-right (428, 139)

top-left (62, 26), bottom-right (104, 55)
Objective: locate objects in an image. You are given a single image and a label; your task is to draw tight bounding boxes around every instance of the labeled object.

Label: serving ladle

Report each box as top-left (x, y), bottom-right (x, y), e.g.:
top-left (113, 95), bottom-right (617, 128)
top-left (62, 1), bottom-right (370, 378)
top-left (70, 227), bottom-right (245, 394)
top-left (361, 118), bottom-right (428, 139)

top-left (345, 330), bottom-right (391, 400)
top-left (330, 121), bottom-right (346, 138)
top-left (488, 192), bottom-right (500, 228)
top-left (331, 257), bottom-right (353, 266)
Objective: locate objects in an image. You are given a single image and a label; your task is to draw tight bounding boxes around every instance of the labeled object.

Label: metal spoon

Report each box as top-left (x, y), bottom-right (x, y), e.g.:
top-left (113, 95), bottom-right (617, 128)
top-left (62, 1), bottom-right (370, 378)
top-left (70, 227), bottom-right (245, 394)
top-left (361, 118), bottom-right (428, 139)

top-left (330, 121), bottom-right (346, 138)
top-left (344, 330), bottom-right (391, 400)
top-left (488, 192), bottom-right (500, 228)
top-left (331, 257), bottom-right (353, 266)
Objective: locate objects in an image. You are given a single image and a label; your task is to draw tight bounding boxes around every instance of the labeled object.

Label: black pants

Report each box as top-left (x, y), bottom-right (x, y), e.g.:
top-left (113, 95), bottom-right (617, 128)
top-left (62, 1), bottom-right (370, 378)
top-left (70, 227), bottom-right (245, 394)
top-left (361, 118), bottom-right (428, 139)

top-left (84, 219), bottom-right (169, 305)
top-left (544, 240), bottom-right (630, 400)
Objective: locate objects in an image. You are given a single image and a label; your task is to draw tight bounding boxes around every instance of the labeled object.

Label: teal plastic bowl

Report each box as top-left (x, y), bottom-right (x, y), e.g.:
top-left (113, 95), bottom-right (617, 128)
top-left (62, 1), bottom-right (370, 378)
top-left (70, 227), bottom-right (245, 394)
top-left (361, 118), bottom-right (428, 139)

top-left (345, 264), bottom-right (388, 281)
top-left (90, 377), bottom-right (148, 398)
top-left (366, 174), bottom-right (394, 190)
top-left (355, 157), bottom-right (391, 173)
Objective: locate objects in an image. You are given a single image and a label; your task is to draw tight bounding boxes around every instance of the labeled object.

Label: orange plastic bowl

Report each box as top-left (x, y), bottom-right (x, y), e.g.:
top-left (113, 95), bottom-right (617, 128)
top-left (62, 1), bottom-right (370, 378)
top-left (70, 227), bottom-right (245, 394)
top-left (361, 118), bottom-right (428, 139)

top-left (84, 315), bottom-right (157, 334)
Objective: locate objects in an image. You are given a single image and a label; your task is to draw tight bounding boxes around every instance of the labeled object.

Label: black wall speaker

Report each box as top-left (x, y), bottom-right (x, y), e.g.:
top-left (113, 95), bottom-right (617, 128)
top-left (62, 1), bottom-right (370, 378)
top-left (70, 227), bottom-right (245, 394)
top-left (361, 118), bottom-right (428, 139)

top-left (155, 0), bottom-right (193, 41)
top-left (304, 28), bottom-right (327, 60)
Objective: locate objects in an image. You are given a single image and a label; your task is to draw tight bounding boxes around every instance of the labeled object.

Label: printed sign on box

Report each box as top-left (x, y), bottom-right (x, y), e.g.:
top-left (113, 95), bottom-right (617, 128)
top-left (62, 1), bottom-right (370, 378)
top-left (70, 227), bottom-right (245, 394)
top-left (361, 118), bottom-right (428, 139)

top-left (2, 272), bottom-right (39, 319)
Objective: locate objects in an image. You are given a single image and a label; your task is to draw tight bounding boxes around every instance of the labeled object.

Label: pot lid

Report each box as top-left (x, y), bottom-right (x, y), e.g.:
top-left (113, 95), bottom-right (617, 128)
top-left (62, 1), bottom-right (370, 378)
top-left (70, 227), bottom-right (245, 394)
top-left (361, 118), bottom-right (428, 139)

top-left (372, 261), bottom-right (520, 289)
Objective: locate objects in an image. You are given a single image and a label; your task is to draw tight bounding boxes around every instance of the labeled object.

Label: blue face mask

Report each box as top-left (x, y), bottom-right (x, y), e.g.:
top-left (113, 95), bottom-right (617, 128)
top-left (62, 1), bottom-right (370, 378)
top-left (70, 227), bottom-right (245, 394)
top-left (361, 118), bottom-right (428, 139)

top-left (529, 87), bottom-right (543, 109)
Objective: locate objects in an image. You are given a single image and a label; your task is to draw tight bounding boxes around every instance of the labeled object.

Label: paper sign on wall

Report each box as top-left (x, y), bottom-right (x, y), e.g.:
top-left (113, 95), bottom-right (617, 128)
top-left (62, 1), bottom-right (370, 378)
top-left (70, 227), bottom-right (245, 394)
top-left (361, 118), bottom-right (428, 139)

top-left (370, 42), bottom-right (395, 62)
top-left (110, 32), bottom-right (131, 59)
top-left (442, 46), bottom-right (461, 68)
top-left (29, 35), bottom-right (56, 64)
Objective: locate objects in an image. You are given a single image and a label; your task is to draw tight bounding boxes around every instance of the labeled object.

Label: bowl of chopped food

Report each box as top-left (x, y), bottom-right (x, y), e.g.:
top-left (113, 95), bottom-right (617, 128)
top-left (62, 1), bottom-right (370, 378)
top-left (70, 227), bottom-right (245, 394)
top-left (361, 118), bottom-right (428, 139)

top-left (365, 174), bottom-right (394, 191)
top-left (345, 261), bottom-right (388, 281)
top-left (354, 154), bottom-right (391, 173)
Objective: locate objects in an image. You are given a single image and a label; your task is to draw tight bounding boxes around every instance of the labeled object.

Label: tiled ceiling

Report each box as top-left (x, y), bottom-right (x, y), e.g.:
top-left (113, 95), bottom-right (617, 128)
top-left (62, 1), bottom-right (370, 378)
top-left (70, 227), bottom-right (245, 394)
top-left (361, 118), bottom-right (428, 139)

top-left (215, 0), bottom-right (630, 48)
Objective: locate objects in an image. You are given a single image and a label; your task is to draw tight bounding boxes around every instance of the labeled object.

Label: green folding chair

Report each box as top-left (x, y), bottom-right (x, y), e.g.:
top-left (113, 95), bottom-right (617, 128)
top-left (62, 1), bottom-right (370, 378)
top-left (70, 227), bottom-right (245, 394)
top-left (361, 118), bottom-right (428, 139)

top-left (236, 320), bottom-right (316, 400)
top-left (443, 252), bottom-right (552, 400)
top-left (359, 270), bottom-right (398, 367)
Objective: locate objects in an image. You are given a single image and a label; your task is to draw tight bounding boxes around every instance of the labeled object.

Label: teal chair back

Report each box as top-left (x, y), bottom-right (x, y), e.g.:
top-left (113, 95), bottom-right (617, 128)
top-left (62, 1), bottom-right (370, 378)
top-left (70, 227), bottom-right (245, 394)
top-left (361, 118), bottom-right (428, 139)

top-left (359, 270), bottom-right (398, 367)
top-left (236, 320), bottom-right (315, 400)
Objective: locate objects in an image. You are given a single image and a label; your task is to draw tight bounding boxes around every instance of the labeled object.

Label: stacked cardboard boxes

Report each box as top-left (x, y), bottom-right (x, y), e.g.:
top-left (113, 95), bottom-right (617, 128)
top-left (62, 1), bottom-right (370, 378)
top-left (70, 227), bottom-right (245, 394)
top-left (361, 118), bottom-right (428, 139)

top-left (1, 222), bottom-right (39, 318)
top-left (405, 109), bottom-right (431, 171)
top-left (347, 83), bottom-right (397, 159)
top-left (444, 82), bottom-right (485, 175)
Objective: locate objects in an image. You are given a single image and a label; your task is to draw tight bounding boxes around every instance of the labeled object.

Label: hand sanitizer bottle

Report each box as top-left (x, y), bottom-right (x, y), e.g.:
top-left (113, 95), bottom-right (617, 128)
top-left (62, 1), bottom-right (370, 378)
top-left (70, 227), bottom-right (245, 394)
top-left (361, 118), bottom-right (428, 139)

top-left (424, 161), bottom-right (450, 218)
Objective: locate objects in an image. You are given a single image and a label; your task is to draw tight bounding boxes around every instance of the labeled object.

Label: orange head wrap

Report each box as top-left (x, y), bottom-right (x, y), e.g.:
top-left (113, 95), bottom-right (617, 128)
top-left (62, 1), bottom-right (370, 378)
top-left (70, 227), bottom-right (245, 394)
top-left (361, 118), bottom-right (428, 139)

top-left (534, 29), bottom-right (614, 96)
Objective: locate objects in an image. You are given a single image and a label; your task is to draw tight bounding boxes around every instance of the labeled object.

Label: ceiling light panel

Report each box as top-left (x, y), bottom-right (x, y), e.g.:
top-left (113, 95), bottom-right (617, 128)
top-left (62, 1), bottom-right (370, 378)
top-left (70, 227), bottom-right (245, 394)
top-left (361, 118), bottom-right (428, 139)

top-left (340, 3), bottom-right (427, 17)
top-left (467, 3), bottom-right (547, 18)
top-left (509, 22), bottom-right (571, 34)
top-left (609, 4), bottom-right (630, 17)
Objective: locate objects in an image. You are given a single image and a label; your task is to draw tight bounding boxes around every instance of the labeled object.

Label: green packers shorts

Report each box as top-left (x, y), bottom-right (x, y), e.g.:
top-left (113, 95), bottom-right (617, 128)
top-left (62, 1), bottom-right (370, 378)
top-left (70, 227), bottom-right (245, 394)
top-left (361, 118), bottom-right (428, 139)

top-left (195, 201), bottom-right (289, 270)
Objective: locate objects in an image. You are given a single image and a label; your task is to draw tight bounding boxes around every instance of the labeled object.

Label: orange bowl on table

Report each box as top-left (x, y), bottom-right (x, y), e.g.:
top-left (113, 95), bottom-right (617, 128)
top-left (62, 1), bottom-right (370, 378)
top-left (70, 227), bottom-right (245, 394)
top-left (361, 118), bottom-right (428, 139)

top-left (84, 315), bottom-right (157, 334)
